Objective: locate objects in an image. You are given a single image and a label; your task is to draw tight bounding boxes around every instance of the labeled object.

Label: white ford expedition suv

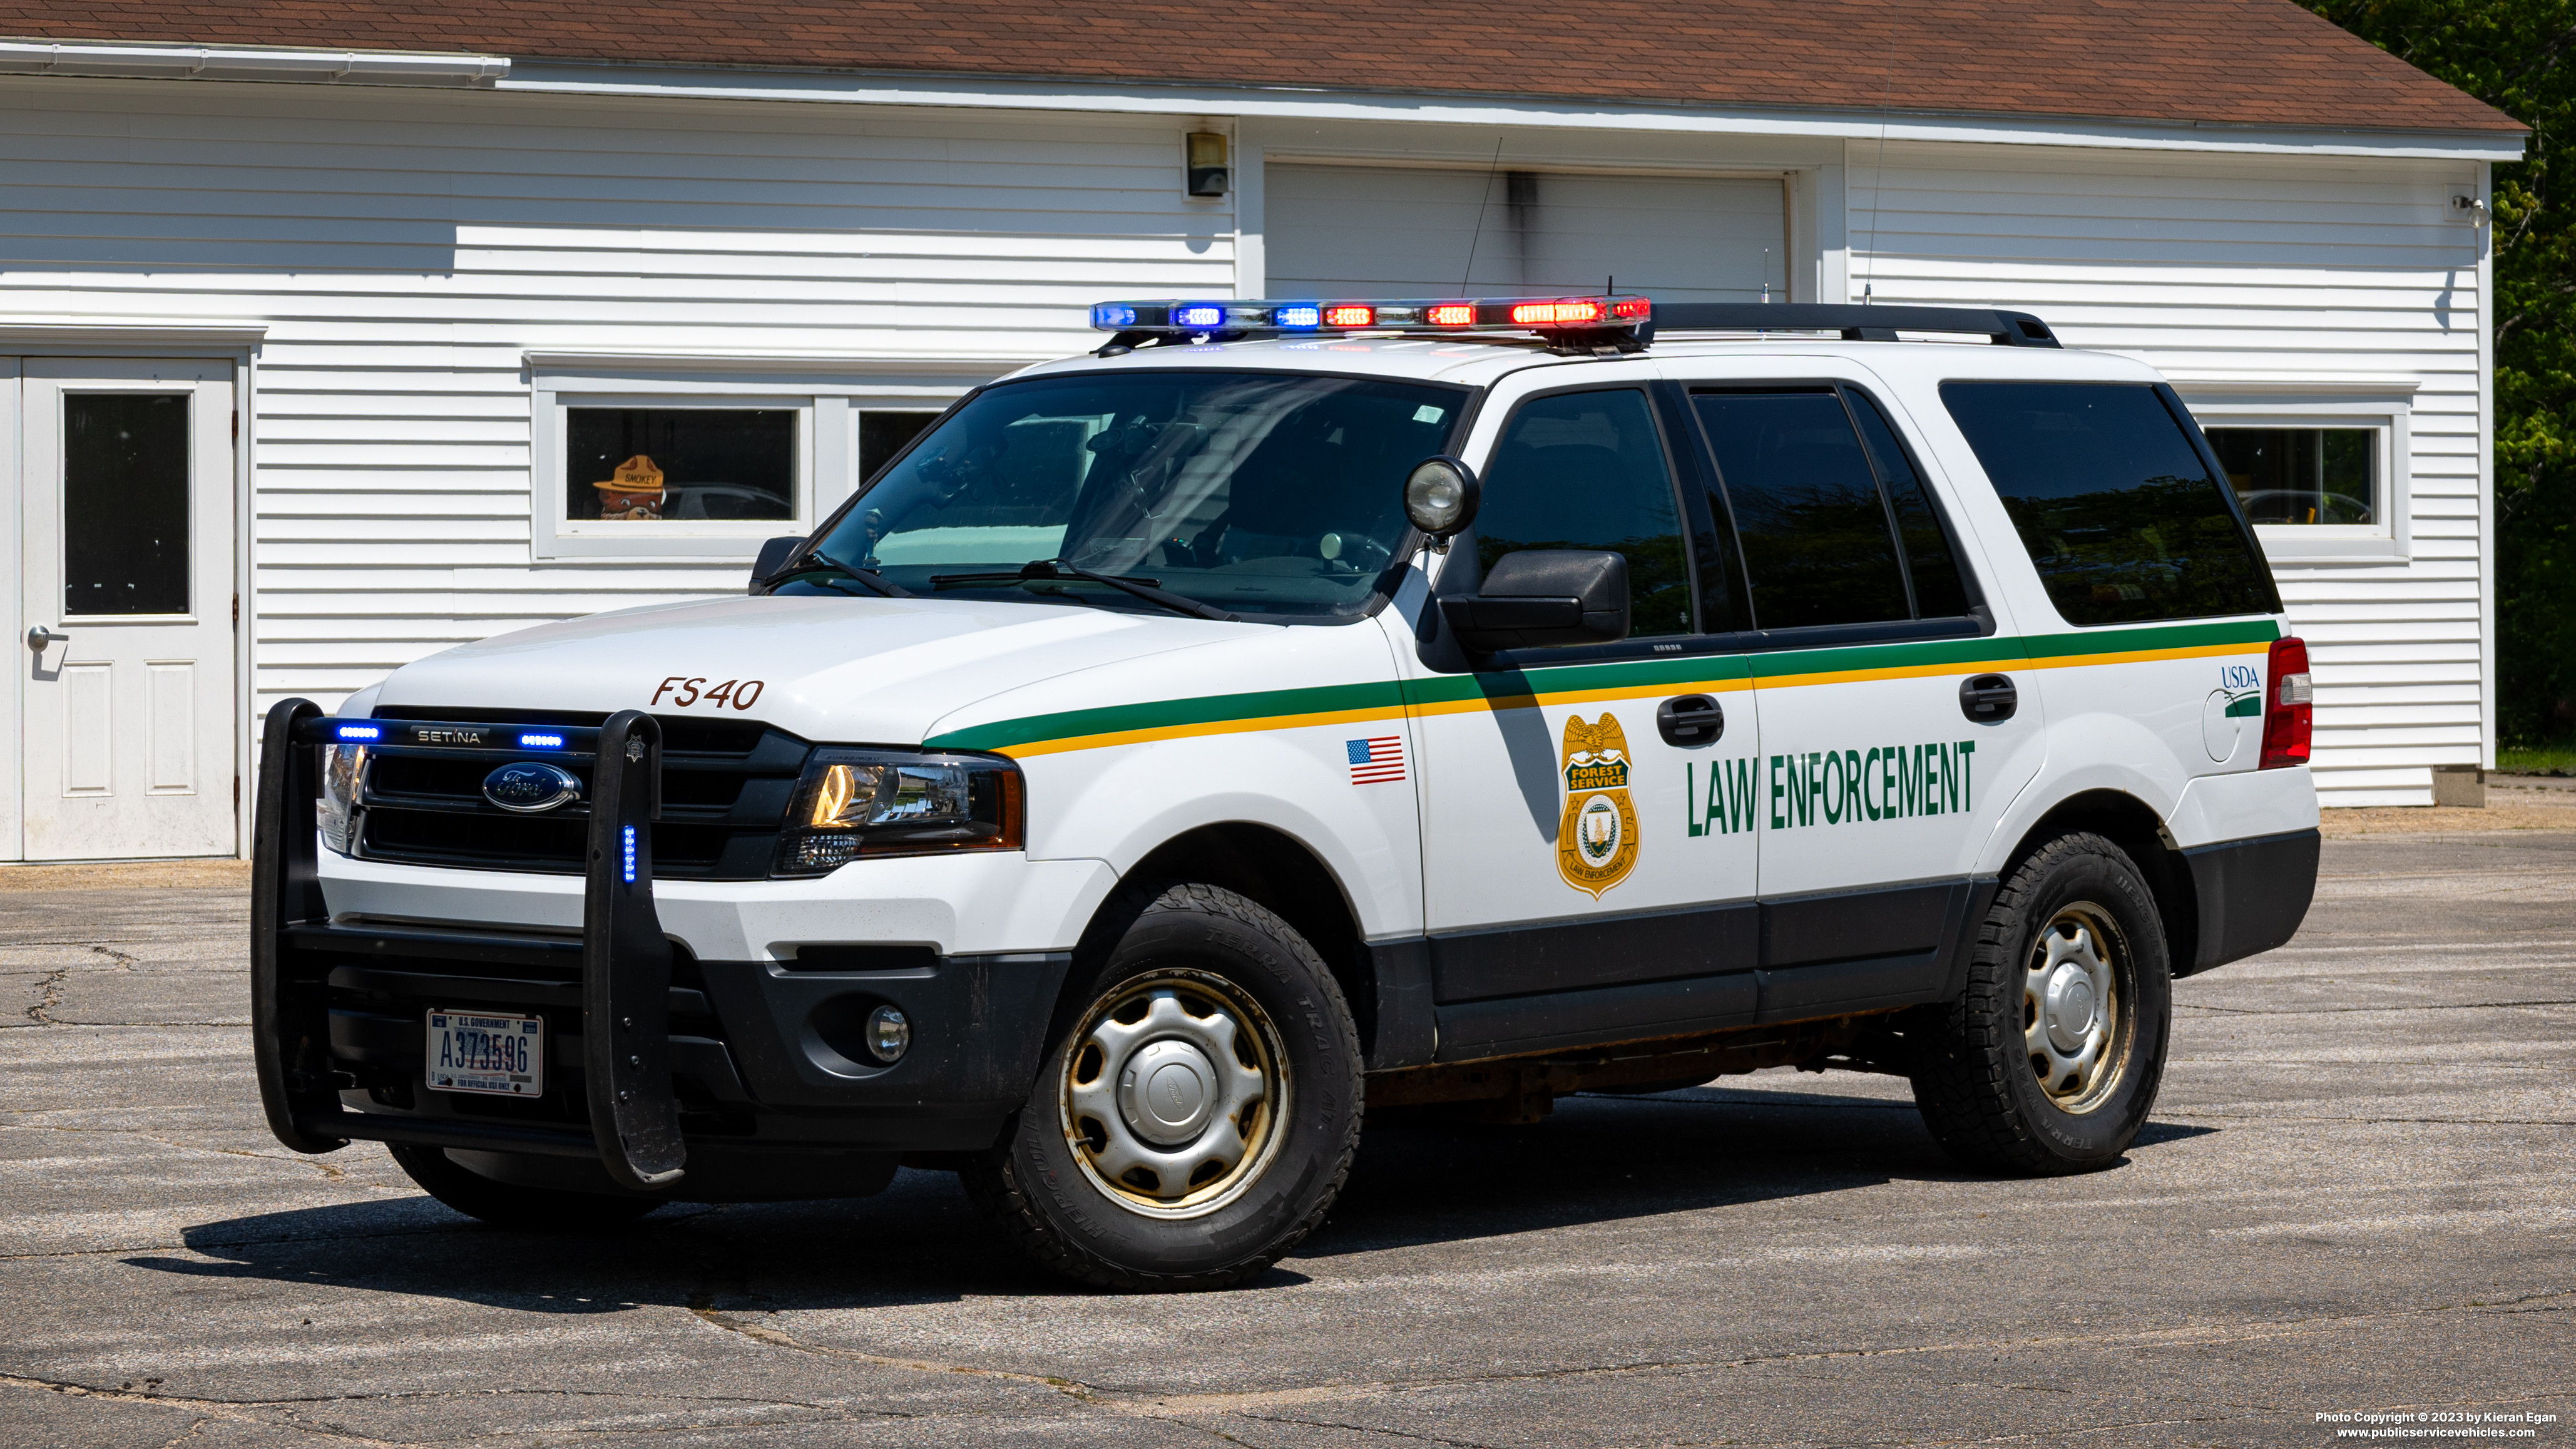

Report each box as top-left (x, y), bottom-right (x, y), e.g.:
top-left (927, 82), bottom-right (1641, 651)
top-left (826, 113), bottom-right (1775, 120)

top-left (250, 297), bottom-right (2320, 1291)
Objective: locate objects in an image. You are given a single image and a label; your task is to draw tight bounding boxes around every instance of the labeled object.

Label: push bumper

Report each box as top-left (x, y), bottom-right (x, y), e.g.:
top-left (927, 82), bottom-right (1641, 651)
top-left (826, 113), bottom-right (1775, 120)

top-left (250, 700), bottom-right (1071, 1198)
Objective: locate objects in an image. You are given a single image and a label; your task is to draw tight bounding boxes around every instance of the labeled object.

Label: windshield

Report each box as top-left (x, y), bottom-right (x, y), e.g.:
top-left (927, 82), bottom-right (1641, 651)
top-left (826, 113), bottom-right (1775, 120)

top-left (790, 371), bottom-right (1469, 618)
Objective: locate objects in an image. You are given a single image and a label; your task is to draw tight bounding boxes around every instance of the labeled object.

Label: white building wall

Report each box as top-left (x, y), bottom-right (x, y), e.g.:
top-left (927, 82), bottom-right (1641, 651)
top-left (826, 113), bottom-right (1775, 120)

top-left (1852, 139), bottom-right (2490, 806)
top-left (0, 78), bottom-right (1232, 721)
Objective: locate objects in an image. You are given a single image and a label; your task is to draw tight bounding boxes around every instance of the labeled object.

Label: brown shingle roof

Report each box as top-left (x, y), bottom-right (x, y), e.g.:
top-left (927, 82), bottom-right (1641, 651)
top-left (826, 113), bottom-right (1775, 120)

top-left (0, 0), bottom-right (2525, 135)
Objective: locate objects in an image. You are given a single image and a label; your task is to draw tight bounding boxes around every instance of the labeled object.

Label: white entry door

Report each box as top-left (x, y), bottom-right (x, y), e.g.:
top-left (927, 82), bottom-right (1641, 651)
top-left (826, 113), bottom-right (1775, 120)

top-left (17, 359), bottom-right (237, 861)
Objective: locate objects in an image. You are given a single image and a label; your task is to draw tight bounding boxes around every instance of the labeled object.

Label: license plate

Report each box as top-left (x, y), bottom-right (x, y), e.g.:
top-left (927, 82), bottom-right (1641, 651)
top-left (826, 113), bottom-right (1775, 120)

top-left (425, 1008), bottom-right (546, 1097)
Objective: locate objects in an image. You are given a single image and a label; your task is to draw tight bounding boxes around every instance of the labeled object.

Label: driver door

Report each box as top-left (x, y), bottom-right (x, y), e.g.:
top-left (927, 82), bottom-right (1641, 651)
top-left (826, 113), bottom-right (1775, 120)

top-left (1394, 381), bottom-right (1762, 1060)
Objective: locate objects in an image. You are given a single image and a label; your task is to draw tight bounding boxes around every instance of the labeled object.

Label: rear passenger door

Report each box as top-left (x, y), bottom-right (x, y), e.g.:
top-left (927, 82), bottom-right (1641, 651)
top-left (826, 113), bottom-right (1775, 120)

top-left (1682, 377), bottom-right (2045, 1016)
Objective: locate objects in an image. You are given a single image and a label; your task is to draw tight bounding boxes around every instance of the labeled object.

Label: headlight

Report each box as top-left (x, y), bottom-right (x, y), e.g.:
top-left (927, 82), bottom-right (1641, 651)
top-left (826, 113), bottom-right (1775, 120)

top-left (317, 744), bottom-right (367, 856)
top-left (774, 749), bottom-right (1023, 876)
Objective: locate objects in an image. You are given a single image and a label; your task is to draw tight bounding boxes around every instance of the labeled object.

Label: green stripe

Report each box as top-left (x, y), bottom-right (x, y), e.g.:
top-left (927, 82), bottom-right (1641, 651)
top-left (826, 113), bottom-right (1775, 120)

top-left (927, 678), bottom-right (1408, 751)
top-left (928, 617), bottom-right (2282, 753)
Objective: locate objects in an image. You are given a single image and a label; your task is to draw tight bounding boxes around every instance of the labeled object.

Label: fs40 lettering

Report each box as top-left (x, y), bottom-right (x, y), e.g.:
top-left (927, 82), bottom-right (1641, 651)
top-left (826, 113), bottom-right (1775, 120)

top-left (652, 677), bottom-right (767, 710)
top-left (1685, 740), bottom-right (1978, 837)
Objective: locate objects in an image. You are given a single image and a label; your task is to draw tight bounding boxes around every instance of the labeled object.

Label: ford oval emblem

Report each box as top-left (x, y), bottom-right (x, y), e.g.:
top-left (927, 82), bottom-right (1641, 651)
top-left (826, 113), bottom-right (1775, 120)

top-left (483, 760), bottom-right (583, 814)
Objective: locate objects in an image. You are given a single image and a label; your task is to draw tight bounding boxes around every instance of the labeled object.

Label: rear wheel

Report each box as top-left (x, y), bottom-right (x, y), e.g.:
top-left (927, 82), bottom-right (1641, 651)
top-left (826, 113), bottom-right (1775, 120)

top-left (1907, 832), bottom-right (2172, 1175)
top-left (388, 1143), bottom-right (663, 1231)
top-left (963, 881), bottom-right (1362, 1291)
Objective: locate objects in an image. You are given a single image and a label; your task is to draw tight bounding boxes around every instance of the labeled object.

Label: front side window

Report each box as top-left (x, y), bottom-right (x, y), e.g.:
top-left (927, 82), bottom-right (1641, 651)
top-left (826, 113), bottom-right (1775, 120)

top-left (797, 371), bottom-right (1464, 619)
top-left (1941, 381), bottom-right (2276, 627)
top-left (2207, 427), bottom-right (2376, 526)
top-left (567, 407), bottom-right (795, 522)
top-left (1474, 389), bottom-right (1693, 638)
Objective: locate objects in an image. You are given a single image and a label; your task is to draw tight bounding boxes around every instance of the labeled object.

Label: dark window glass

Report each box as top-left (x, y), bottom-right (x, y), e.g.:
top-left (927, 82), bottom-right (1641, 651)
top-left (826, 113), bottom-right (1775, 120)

top-left (1847, 391), bottom-right (1971, 618)
top-left (64, 393), bottom-right (190, 616)
top-left (809, 372), bottom-right (1463, 619)
top-left (1941, 382), bottom-right (2274, 626)
top-left (859, 410), bottom-right (941, 483)
top-left (1695, 391), bottom-right (1908, 630)
top-left (2207, 427), bottom-right (2376, 526)
top-left (567, 408), bottom-right (795, 521)
top-left (1475, 389), bottom-right (1692, 638)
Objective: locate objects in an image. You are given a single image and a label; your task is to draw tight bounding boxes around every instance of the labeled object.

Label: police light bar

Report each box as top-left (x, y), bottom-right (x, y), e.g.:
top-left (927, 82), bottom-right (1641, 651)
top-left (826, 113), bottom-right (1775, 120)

top-left (1090, 295), bottom-right (1652, 337)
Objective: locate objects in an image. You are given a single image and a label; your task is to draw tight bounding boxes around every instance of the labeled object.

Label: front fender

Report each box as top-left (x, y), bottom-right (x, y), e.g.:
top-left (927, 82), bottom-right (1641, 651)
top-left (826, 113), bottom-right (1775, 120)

top-left (1016, 729), bottom-right (1422, 940)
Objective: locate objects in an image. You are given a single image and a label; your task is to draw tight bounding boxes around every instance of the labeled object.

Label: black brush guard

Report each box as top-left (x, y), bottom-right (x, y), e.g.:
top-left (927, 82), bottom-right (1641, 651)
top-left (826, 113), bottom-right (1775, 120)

top-left (251, 700), bottom-right (687, 1190)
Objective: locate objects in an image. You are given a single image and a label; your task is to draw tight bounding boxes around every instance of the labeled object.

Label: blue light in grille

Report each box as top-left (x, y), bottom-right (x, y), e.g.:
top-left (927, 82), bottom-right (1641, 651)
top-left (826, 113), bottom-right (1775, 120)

top-left (334, 724), bottom-right (381, 741)
top-left (518, 732), bottom-right (565, 749)
top-left (622, 825), bottom-right (636, 884)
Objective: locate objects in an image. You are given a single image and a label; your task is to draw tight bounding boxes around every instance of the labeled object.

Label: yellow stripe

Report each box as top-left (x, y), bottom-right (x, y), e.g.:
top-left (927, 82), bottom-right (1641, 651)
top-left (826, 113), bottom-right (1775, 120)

top-left (1756, 640), bottom-right (2269, 692)
top-left (994, 641), bottom-right (2268, 757)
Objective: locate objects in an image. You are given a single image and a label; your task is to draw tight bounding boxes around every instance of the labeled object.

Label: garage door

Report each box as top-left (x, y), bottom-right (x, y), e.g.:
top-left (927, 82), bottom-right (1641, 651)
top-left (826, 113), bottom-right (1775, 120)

top-left (1265, 164), bottom-right (1788, 302)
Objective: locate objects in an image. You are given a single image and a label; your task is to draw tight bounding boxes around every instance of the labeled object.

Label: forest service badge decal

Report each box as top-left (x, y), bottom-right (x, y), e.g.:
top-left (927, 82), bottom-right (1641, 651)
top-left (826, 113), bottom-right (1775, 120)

top-left (1556, 713), bottom-right (1641, 898)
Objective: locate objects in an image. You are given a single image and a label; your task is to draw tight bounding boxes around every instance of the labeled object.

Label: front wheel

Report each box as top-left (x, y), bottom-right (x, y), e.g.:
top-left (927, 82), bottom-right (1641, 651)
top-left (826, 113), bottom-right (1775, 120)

top-left (963, 881), bottom-right (1363, 1291)
top-left (1907, 832), bottom-right (2173, 1175)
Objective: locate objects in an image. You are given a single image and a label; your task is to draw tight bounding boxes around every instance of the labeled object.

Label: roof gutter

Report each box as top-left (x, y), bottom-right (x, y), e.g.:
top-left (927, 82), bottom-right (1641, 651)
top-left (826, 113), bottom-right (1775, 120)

top-left (0, 37), bottom-right (508, 85)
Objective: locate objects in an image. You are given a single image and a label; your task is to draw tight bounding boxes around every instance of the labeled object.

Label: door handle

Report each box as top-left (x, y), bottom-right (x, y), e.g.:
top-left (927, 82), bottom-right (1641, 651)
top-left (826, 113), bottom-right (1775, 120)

top-left (25, 626), bottom-right (68, 654)
top-left (1657, 694), bottom-right (1725, 747)
top-left (1960, 673), bottom-right (2018, 724)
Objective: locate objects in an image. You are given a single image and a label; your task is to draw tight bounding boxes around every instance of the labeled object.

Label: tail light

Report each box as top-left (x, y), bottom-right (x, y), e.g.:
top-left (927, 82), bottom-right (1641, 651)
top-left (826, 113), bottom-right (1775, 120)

top-left (2260, 636), bottom-right (2313, 769)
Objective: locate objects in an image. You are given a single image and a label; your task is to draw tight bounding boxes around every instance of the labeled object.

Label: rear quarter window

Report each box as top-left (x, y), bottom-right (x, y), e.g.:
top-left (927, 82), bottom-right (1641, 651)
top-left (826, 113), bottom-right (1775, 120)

top-left (1940, 381), bottom-right (2277, 627)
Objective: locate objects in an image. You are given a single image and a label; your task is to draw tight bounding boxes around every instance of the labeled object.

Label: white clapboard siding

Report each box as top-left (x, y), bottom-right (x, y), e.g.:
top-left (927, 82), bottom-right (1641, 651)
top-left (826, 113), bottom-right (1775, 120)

top-left (1852, 140), bottom-right (2488, 806)
top-left (0, 78), bottom-right (1233, 718)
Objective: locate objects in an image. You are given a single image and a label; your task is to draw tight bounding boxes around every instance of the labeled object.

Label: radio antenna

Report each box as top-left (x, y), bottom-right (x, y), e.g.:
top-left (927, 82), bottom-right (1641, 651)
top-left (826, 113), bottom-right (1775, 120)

top-left (1460, 136), bottom-right (1506, 292)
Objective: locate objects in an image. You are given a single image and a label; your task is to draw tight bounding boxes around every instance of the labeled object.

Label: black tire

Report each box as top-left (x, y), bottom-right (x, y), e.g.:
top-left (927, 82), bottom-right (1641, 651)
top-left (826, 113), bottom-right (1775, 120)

top-left (387, 1143), bottom-right (664, 1231)
top-left (1907, 832), bottom-right (2172, 1175)
top-left (961, 881), bottom-right (1363, 1292)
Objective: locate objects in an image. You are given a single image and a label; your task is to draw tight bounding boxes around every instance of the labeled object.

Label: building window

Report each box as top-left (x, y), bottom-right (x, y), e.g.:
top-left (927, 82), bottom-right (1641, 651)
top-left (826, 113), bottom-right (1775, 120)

top-left (858, 410), bottom-right (941, 483)
top-left (566, 407), bottom-right (798, 523)
top-left (2208, 428), bottom-right (2376, 528)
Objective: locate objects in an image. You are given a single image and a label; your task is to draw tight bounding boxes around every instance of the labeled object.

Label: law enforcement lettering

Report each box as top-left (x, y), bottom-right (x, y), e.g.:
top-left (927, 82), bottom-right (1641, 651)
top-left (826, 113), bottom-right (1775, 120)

top-left (1685, 740), bottom-right (1977, 836)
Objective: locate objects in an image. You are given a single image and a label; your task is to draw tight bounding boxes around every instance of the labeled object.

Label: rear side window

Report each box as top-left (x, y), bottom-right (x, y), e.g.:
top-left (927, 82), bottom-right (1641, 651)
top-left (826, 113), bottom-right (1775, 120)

top-left (1941, 382), bottom-right (2276, 627)
top-left (1476, 389), bottom-right (1694, 638)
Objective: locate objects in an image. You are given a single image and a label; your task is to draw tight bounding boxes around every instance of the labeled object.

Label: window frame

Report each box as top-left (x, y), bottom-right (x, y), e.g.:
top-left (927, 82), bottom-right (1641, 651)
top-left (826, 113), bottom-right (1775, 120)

top-left (1679, 377), bottom-right (1991, 648)
top-left (1433, 379), bottom-right (1706, 667)
top-left (2174, 381), bottom-right (2416, 565)
top-left (525, 356), bottom-right (1003, 561)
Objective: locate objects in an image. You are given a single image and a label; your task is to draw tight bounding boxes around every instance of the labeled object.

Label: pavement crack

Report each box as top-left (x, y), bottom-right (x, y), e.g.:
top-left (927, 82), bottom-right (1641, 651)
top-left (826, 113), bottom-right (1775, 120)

top-left (2180, 999), bottom-right (2576, 1015)
top-left (1232, 1411), bottom-right (1501, 1448)
top-left (3, 1119), bottom-right (353, 1182)
top-left (26, 963), bottom-right (69, 1025)
top-left (683, 1301), bottom-right (1086, 1403)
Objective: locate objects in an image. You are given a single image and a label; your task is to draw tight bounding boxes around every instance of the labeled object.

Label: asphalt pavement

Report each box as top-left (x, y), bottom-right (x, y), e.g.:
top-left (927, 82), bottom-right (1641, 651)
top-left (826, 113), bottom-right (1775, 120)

top-left (1, 825), bottom-right (2570, 1448)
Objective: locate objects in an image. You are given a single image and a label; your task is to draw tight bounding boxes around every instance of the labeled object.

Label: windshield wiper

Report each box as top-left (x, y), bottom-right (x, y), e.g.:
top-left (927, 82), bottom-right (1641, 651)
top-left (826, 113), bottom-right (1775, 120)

top-left (929, 559), bottom-right (1237, 622)
top-left (768, 550), bottom-right (912, 598)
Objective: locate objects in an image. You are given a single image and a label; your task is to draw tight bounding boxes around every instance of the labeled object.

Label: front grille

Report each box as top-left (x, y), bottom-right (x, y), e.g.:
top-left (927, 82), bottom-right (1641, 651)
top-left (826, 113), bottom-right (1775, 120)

top-left (355, 707), bottom-right (808, 879)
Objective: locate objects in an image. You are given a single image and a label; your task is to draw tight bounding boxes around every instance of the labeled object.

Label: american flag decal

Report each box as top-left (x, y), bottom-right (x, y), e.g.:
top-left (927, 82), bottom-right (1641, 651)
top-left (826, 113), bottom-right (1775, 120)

top-left (1346, 735), bottom-right (1406, 785)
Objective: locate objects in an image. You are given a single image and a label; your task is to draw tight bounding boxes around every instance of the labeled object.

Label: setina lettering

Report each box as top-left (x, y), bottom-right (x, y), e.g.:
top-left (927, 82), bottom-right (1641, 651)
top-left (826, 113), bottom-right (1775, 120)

top-left (1689, 740), bottom-right (1977, 836)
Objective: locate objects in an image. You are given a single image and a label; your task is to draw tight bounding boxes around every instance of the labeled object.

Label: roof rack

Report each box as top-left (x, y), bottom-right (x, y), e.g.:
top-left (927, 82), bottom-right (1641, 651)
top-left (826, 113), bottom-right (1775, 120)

top-left (1647, 303), bottom-right (2058, 347)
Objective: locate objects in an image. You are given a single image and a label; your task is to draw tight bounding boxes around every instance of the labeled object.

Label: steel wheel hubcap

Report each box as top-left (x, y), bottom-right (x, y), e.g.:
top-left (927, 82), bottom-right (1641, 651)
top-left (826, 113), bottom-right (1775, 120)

top-left (2023, 904), bottom-right (2124, 1112)
top-left (1061, 970), bottom-right (1287, 1218)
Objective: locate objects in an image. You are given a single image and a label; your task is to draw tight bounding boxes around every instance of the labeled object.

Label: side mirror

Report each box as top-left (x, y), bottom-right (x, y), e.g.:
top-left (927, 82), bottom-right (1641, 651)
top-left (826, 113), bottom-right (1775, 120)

top-left (1404, 456), bottom-right (1481, 539)
top-left (749, 535), bottom-right (805, 594)
top-left (1441, 550), bottom-right (1630, 653)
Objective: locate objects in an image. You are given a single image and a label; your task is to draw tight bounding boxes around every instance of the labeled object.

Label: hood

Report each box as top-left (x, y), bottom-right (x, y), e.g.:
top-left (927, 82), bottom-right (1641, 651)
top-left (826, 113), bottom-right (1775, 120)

top-left (372, 593), bottom-right (1237, 745)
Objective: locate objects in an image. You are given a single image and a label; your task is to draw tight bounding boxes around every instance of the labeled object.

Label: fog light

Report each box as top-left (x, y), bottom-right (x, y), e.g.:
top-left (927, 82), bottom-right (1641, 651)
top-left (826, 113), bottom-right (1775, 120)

top-left (866, 1005), bottom-right (911, 1063)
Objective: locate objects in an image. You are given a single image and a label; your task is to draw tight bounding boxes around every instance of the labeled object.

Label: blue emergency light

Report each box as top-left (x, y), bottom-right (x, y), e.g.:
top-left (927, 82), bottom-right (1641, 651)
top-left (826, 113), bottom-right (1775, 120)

top-left (517, 732), bottom-right (566, 749)
top-left (334, 724), bottom-right (381, 741)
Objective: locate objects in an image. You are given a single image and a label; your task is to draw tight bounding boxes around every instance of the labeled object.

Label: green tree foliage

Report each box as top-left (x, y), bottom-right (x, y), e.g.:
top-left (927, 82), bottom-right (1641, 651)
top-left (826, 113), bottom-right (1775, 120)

top-left (2303, 0), bottom-right (2573, 741)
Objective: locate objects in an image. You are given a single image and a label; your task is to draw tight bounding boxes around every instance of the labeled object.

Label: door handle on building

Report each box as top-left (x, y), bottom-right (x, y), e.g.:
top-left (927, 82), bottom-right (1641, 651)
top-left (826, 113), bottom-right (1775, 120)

top-left (1657, 694), bottom-right (1724, 746)
top-left (26, 626), bottom-right (68, 654)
